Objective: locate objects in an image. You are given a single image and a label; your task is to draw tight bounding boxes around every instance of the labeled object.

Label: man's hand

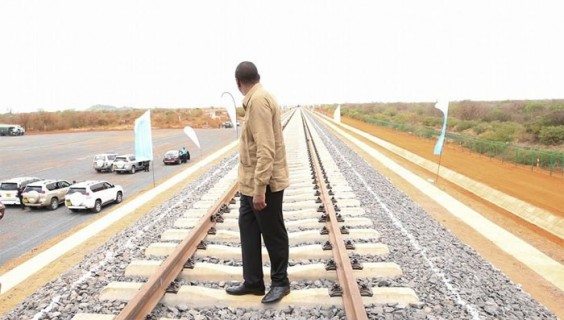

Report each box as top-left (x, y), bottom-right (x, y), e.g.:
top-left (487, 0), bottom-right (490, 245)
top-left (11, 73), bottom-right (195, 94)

top-left (253, 194), bottom-right (267, 212)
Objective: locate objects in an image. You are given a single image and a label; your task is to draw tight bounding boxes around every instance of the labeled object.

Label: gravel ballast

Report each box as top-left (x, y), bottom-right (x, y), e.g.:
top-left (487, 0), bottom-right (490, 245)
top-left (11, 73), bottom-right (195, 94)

top-left (306, 113), bottom-right (555, 320)
top-left (2, 110), bottom-right (556, 320)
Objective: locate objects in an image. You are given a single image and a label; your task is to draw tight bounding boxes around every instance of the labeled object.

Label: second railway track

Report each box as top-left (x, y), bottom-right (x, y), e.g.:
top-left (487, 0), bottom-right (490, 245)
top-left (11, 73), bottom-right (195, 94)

top-left (69, 108), bottom-right (418, 320)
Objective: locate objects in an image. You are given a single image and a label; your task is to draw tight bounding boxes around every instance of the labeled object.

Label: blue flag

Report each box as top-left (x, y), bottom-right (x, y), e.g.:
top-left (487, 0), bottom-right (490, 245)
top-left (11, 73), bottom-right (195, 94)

top-left (134, 110), bottom-right (153, 161)
top-left (433, 100), bottom-right (449, 155)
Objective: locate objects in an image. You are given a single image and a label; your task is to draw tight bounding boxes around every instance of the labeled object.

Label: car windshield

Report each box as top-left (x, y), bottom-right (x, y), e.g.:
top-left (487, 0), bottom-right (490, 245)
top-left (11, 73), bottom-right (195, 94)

top-left (166, 151), bottom-right (178, 156)
top-left (0, 183), bottom-right (18, 191)
top-left (108, 155), bottom-right (116, 160)
top-left (94, 155), bottom-right (105, 160)
top-left (116, 156), bottom-right (127, 161)
top-left (68, 188), bottom-right (88, 195)
top-left (24, 186), bottom-right (43, 193)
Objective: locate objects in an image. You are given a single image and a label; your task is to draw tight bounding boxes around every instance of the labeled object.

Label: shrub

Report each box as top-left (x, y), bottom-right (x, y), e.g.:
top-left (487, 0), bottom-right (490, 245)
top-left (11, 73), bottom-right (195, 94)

top-left (384, 108), bottom-right (396, 117)
top-left (454, 120), bottom-right (475, 132)
top-left (541, 110), bottom-right (564, 126)
top-left (479, 122), bottom-right (519, 143)
top-left (394, 113), bottom-right (411, 124)
top-left (516, 131), bottom-right (536, 143)
top-left (472, 122), bottom-right (489, 135)
top-left (453, 102), bottom-right (488, 120)
top-left (422, 116), bottom-right (440, 127)
top-left (523, 102), bottom-right (545, 114)
top-left (538, 126), bottom-right (564, 145)
top-left (484, 108), bottom-right (511, 122)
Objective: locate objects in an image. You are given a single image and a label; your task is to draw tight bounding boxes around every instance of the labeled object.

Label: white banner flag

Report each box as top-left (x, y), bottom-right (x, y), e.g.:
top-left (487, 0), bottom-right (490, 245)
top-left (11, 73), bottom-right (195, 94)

top-left (134, 110), bottom-right (153, 161)
top-left (333, 105), bottom-right (341, 123)
top-left (183, 126), bottom-right (201, 149)
top-left (226, 105), bottom-right (237, 129)
top-left (221, 92), bottom-right (237, 129)
top-left (433, 100), bottom-right (450, 155)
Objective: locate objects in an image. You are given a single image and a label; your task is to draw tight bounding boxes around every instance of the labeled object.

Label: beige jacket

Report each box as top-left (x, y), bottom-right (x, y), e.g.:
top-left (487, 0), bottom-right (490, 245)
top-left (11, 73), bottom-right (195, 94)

top-left (238, 83), bottom-right (289, 196)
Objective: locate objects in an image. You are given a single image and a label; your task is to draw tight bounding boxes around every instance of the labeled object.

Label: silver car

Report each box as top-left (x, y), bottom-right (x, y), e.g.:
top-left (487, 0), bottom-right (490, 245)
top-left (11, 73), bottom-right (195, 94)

top-left (93, 153), bottom-right (118, 172)
top-left (22, 180), bottom-right (71, 210)
top-left (113, 154), bottom-right (148, 174)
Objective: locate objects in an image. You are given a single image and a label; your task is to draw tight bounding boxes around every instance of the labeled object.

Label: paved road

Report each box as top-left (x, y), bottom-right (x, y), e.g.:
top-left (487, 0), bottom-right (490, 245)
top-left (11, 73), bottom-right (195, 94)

top-left (0, 128), bottom-right (238, 265)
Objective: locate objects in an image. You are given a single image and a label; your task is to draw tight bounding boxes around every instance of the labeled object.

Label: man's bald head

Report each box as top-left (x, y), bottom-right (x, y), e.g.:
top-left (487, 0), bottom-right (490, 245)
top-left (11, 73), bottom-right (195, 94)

top-left (235, 61), bottom-right (260, 85)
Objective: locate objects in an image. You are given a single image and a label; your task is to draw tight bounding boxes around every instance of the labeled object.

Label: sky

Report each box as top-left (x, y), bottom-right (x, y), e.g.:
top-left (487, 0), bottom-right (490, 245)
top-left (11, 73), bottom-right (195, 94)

top-left (0, 0), bottom-right (563, 113)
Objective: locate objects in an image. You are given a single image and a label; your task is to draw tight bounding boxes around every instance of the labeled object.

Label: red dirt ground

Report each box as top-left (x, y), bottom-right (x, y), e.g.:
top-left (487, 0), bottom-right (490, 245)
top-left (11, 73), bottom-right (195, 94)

top-left (342, 116), bottom-right (564, 217)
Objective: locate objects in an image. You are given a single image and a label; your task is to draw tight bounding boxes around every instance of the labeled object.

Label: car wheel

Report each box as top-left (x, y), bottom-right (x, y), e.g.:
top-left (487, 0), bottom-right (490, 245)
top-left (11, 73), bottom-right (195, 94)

top-left (50, 197), bottom-right (59, 210)
top-left (131, 166), bottom-right (136, 174)
top-left (115, 191), bottom-right (123, 204)
top-left (92, 200), bottom-right (102, 213)
top-left (95, 169), bottom-right (101, 173)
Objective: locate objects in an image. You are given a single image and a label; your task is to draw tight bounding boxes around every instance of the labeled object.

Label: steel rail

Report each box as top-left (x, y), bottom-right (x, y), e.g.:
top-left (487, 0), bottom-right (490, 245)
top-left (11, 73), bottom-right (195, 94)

top-left (302, 111), bottom-right (369, 320)
top-left (116, 183), bottom-right (238, 319)
top-left (116, 107), bottom-right (297, 319)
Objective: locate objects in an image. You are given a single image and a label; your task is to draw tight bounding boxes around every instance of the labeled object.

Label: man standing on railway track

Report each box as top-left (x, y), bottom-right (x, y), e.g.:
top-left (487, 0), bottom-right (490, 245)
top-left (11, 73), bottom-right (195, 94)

top-left (225, 61), bottom-right (291, 304)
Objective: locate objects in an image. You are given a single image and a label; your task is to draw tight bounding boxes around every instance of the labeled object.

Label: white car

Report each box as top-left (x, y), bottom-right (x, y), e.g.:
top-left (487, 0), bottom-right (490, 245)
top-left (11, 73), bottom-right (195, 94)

top-left (0, 177), bottom-right (41, 205)
top-left (65, 181), bottom-right (123, 213)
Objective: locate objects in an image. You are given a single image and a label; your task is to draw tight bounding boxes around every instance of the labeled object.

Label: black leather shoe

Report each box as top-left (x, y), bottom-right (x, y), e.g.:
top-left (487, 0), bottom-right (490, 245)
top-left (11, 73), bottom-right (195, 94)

top-left (261, 286), bottom-right (290, 303)
top-left (225, 284), bottom-right (265, 296)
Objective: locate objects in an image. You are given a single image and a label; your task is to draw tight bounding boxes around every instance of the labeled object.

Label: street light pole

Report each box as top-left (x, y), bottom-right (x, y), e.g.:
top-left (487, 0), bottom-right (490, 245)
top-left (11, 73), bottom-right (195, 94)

top-left (221, 91), bottom-right (238, 139)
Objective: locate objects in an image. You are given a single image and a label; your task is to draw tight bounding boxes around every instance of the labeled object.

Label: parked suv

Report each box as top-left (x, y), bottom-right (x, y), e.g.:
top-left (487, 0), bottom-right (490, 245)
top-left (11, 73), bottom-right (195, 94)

top-left (65, 181), bottom-right (123, 213)
top-left (0, 177), bottom-right (41, 205)
top-left (113, 154), bottom-right (149, 173)
top-left (22, 180), bottom-right (71, 210)
top-left (93, 153), bottom-right (118, 172)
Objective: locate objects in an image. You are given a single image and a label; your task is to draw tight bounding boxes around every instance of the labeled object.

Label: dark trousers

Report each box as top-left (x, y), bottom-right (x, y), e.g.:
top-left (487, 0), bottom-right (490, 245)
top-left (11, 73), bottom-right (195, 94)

top-left (239, 187), bottom-right (289, 288)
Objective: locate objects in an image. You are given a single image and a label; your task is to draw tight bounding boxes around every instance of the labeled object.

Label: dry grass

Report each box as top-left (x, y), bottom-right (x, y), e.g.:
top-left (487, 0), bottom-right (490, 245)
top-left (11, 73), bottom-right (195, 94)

top-left (0, 107), bottom-right (236, 133)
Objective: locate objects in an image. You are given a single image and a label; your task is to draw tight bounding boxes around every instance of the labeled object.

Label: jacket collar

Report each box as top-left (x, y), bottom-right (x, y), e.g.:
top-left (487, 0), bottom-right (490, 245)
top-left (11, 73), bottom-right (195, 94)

top-left (242, 83), bottom-right (262, 110)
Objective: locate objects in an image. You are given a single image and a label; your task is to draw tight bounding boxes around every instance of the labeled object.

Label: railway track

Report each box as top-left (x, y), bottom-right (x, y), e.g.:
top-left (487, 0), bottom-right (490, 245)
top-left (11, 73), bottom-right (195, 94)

top-left (3, 108), bottom-right (557, 320)
top-left (69, 108), bottom-right (418, 320)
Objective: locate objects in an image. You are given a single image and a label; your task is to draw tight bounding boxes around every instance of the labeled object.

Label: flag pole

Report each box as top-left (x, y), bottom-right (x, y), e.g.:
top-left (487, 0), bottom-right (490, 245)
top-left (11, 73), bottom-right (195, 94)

top-left (152, 160), bottom-right (155, 188)
top-left (434, 124), bottom-right (448, 183)
top-left (435, 152), bottom-right (443, 183)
